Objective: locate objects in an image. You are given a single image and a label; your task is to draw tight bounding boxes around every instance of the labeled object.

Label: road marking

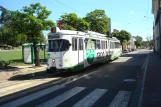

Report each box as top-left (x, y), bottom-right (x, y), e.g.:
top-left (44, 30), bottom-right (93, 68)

top-left (73, 88), bottom-right (107, 107)
top-left (37, 87), bottom-right (86, 107)
top-left (0, 82), bottom-right (32, 93)
top-left (0, 85), bottom-right (65, 107)
top-left (138, 51), bottom-right (149, 107)
top-left (123, 79), bottom-right (136, 82)
top-left (108, 91), bottom-right (131, 107)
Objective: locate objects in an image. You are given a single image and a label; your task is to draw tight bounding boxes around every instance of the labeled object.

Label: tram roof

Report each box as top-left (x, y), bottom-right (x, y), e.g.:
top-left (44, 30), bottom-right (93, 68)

top-left (48, 27), bottom-right (120, 42)
top-left (48, 29), bottom-right (108, 39)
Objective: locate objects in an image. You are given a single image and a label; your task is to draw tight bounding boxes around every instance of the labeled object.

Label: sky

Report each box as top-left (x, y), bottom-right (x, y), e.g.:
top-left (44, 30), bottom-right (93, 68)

top-left (0, 0), bottom-right (153, 40)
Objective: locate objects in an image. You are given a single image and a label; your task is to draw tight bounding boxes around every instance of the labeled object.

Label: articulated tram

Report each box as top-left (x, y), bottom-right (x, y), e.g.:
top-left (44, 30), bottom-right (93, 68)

top-left (47, 27), bottom-right (122, 72)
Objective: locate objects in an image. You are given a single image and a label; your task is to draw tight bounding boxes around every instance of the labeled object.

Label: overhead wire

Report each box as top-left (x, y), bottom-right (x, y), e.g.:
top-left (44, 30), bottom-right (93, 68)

top-left (53, 0), bottom-right (111, 36)
top-left (54, 0), bottom-right (85, 16)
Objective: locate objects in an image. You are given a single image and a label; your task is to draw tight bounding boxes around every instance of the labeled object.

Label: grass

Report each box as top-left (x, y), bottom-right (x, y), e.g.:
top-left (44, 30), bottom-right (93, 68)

top-left (0, 49), bottom-right (48, 67)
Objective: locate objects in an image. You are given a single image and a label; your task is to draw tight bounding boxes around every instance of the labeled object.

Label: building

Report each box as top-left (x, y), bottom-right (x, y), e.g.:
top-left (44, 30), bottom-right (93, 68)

top-left (113, 29), bottom-right (119, 33)
top-left (127, 37), bottom-right (136, 51)
top-left (152, 0), bottom-right (161, 54)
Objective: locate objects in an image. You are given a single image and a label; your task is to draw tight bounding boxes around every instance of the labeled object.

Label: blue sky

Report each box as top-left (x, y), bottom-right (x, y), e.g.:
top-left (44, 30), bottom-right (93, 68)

top-left (1, 0), bottom-right (153, 40)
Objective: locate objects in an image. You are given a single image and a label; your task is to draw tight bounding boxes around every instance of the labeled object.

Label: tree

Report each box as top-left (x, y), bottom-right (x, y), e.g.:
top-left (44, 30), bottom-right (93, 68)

top-left (134, 35), bottom-right (143, 42)
top-left (84, 9), bottom-right (109, 34)
top-left (111, 30), bottom-right (131, 49)
top-left (60, 13), bottom-right (90, 31)
top-left (134, 35), bottom-right (143, 48)
top-left (135, 41), bottom-right (142, 48)
top-left (149, 40), bottom-right (153, 49)
top-left (6, 3), bottom-right (55, 66)
top-left (0, 25), bottom-right (27, 48)
top-left (0, 6), bottom-right (8, 24)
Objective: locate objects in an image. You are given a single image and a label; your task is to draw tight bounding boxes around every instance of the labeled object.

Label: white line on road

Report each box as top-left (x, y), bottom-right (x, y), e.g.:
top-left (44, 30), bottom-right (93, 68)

top-left (0, 85), bottom-right (65, 107)
top-left (73, 88), bottom-right (107, 107)
top-left (123, 79), bottom-right (136, 82)
top-left (108, 91), bottom-right (131, 107)
top-left (37, 87), bottom-right (86, 107)
top-left (138, 51), bottom-right (150, 107)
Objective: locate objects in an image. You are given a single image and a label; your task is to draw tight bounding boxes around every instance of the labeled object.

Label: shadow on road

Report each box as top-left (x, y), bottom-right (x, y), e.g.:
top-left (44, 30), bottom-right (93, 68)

top-left (0, 51), bottom-right (149, 105)
top-left (8, 62), bottom-right (108, 81)
top-left (8, 51), bottom-right (147, 81)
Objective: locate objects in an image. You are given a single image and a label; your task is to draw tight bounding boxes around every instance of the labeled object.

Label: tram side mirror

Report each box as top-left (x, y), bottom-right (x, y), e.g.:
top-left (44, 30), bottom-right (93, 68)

top-left (69, 43), bottom-right (71, 46)
top-left (67, 41), bottom-right (71, 46)
top-left (65, 40), bottom-right (71, 48)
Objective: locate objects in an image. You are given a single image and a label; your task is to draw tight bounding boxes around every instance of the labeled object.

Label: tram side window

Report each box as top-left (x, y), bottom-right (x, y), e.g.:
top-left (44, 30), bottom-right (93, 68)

top-left (115, 43), bottom-right (119, 48)
top-left (106, 41), bottom-right (107, 49)
top-left (115, 43), bottom-right (117, 48)
top-left (101, 41), bottom-right (103, 49)
top-left (110, 42), bottom-right (112, 49)
top-left (85, 38), bottom-right (96, 50)
top-left (102, 41), bottom-right (104, 49)
top-left (79, 39), bottom-right (83, 50)
top-left (72, 38), bottom-right (77, 51)
top-left (96, 40), bottom-right (100, 49)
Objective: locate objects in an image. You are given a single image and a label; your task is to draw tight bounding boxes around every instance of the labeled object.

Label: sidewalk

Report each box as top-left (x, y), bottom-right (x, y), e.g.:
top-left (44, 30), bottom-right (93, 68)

top-left (0, 65), bottom-right (47, 83)
top-left (142, 52), bottom-right (161, 107)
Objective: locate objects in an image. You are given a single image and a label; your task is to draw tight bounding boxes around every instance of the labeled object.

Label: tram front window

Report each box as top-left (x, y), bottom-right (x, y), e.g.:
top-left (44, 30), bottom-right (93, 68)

top-left (48, 39), bottom-right (71, 52)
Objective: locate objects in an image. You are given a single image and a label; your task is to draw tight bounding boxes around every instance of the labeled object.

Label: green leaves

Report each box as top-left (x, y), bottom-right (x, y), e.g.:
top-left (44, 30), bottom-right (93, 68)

top-left (4, 2), bottom-right (55, 44)
top-left (60, 13), bottom-right (90, 31)
top-left (134, 35), bottom-right (143, 48)
top-left (60, 9), bottom-right (109, 34)
top-left (135, 41), bottom-right (142, 48)
top-left (84, 9), bottom-right (109, 34)
top-left (111, 30), bottom-right (131, 49)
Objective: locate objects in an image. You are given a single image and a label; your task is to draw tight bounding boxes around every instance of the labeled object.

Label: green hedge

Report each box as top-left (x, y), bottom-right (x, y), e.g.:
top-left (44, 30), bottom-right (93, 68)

top-left (0, 60), bottom-right (11, 69)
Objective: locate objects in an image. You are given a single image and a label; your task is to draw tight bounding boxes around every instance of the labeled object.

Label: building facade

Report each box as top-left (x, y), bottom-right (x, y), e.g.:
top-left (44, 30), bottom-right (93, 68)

top-left (127, 37), bottom-right (136, 51)
top-left (152, 0), bottom-right (161, 54)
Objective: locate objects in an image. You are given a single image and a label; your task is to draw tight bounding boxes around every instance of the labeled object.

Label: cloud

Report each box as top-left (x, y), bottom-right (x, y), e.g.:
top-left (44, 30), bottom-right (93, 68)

top-left (129, 10), bottom-right (135, 15)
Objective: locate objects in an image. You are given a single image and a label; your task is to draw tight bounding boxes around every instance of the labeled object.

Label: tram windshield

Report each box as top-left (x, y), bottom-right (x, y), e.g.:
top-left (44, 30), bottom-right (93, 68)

top-left (48, 39), bottom-right (71, 52)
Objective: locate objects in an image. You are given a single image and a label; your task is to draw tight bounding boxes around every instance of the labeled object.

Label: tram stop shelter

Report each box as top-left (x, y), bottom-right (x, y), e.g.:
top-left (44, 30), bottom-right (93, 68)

top-left (22, 43), bottom-right (47, 64)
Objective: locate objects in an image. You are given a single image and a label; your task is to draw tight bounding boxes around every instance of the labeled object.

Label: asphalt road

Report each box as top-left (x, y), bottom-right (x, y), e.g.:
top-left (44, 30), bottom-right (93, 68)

top-left (0, 49), bottom-right (149, 107)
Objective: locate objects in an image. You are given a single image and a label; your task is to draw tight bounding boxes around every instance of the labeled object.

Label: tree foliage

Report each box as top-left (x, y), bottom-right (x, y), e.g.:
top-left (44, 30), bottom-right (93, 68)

top-left (111, 30), bottom-right (131, 49)
top-left (134, 35), bottom-right (143, 42)
top-left (60, 13), bottom-right (90, 31)
top-left (5, 3), bottom-right (55, 66)
top-left (134, 35), bottom-right (143, 48)
top-left (135, 41), bottom-right (142, 48)
top-left (0, 6), bottom-right (8, 24)
top-left (0, 25), bottom-right (26, 47)
top-left (84, 9), bottom-right (109, 34)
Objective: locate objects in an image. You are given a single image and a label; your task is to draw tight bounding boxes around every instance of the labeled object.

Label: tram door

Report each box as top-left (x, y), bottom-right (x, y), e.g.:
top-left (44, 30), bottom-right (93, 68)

top-left (78, 38), bottom-right (84, 67)
top-left (72, 37), bottom-right (79, 67)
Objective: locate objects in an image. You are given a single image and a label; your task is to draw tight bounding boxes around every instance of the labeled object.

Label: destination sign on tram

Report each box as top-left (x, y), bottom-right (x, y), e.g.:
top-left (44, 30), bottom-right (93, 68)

top-left (48, 35), bottom-right (60, 39)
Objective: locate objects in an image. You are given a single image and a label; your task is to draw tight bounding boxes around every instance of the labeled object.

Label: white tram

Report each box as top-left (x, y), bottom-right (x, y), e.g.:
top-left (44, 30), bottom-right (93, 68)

top-left (47, 27), bottom-right (122, 72)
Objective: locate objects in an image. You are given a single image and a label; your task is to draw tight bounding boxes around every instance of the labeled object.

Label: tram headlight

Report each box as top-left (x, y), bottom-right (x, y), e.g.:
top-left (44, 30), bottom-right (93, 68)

top-left (52, 59), bottom-right (55, 63)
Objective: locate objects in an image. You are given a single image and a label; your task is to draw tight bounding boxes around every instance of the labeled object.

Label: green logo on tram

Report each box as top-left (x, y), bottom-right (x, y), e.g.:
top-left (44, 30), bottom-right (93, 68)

top-left (86, 50), bottom-right (95, 64)
top-left (86, 38), bottom-right (95, 64)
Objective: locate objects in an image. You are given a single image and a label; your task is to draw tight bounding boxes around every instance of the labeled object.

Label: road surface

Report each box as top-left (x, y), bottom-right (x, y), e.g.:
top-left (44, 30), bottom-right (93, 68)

top-left (0, 49), bottom-right (149, 107)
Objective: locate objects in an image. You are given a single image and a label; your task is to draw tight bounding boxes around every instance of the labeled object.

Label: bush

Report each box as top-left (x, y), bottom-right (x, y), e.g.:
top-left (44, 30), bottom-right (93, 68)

top-left (0, 60), bottom-right (11, 68)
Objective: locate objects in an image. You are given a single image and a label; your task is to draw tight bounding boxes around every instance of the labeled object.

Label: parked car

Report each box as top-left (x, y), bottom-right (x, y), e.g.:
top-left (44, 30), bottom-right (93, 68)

top-left (122, 49), bottom-right (128, 53)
